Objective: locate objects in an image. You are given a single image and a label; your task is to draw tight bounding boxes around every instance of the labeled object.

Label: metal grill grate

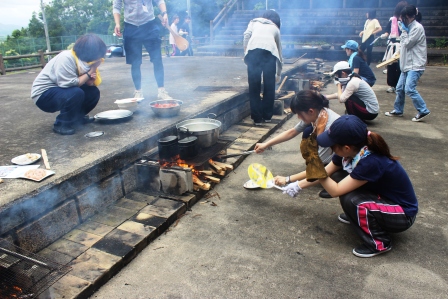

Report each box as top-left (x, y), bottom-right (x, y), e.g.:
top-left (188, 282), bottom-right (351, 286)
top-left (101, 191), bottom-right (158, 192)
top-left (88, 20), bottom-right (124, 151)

top-left (0, 239), bottom-right (71, 299)
top-left (143, 139), bottom-right (233, 167)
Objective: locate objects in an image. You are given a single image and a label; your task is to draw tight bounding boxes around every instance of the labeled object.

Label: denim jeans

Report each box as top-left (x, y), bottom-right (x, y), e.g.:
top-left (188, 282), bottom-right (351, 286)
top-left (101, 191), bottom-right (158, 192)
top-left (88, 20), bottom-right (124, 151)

top-left (36, 85), bottom-right (100, 125)
top-left (124, 20), bottom-right (164, 90)
top-left (393, 70), bottom-right (430, 114)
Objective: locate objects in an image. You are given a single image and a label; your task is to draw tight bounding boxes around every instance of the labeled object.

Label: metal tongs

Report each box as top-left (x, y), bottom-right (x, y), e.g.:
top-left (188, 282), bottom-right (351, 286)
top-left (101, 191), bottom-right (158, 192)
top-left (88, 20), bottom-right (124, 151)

top-left (216, 147), bottom-right (272, 159)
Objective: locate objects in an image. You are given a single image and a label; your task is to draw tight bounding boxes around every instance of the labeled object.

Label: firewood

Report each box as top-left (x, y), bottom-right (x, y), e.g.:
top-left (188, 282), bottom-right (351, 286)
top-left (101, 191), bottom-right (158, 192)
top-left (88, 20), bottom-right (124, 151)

top-left (211, 160), bottom-right (233, 170)
top-left (209, 160), bottom-right (223, 172)
top-left (204, 175), bottom-right (220, 183)
top-left (198, 170), bottom-right (213, 176)
top-left (192, 175), bottom-right (211, 190)
top-left (212, 169), bottom-right (226, 176)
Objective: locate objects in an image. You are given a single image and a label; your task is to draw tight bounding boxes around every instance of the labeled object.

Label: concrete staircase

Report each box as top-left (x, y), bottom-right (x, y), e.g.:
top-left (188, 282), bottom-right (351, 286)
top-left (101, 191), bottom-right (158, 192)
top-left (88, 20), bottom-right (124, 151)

top-left (197, 7), bottom-right (448, 56)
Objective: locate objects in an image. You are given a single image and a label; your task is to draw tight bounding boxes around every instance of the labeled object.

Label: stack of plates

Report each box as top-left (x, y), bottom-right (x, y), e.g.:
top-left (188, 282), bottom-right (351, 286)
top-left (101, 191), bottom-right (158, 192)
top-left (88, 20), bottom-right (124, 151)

top-left (94, 110), bottom-right (133, 121)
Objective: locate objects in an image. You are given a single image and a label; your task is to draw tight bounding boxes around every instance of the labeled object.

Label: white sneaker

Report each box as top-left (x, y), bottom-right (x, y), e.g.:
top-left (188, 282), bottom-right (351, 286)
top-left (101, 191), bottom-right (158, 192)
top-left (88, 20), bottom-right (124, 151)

top-left (158, 89), bottom-right (172, 100)
top-left (383, 69), bottom-right (387, 74)
top-left (386, 87), bottom-right (395, 93)
top-left (133, 90), bottom-right (143, 98)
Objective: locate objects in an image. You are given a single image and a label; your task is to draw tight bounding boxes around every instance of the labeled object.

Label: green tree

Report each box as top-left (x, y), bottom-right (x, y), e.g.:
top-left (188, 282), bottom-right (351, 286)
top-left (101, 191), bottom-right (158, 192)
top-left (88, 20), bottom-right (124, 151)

top-left (28, 12), bottom-right (45, 38)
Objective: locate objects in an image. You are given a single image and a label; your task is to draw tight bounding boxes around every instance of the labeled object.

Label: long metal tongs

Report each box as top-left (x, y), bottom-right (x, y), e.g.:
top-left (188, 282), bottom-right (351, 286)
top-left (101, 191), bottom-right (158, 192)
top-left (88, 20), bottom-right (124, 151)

top-left (216, 147), bottom-right (272, 159)
top-left (217, 150), bottom-right (255, 159)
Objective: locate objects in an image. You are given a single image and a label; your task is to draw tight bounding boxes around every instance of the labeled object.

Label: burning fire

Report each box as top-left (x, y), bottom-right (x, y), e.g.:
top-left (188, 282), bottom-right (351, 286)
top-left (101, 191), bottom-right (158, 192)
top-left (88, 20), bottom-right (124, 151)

top-left (158, 155), bottom-right (198, 174)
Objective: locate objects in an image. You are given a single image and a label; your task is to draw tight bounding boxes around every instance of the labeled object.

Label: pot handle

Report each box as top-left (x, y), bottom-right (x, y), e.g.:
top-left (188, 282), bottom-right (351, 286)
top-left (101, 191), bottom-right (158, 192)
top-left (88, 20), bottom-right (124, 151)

top-left (178, 126), bottom-right (191, 135)
top-left (207, 113), bottom-right (217, 119)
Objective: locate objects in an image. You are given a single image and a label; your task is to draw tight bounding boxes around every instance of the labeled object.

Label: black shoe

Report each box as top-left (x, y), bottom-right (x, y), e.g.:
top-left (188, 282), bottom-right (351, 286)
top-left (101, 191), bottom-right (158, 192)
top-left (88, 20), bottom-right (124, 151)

top-left (411, 112), bottom-right (430, 122)
top-left (352, 244), bottom-right (392, 258)
top-left (82, 115), bottom-right (95, 124)
top-left (318, 189), bottom-right (333, 198)
top-left (53, 124), bottom-right (75, 135)
top-left (338, 213), bottom-right (350, 224)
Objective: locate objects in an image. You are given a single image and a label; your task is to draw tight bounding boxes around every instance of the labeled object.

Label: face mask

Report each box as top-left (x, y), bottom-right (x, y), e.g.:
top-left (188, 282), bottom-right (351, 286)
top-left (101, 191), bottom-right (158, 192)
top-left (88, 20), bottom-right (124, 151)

top-left (335, 77), bottom-right (350, 85)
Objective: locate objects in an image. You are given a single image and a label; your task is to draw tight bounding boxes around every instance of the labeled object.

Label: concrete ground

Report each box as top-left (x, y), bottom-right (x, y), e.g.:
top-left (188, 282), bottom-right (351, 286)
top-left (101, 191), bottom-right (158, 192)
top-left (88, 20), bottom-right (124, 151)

top-left (90, 65), bottom-right (448, 298)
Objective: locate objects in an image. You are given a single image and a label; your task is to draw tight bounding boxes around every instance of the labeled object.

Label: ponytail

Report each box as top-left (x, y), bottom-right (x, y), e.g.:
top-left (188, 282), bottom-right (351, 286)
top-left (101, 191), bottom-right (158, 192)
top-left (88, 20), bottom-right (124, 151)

top-left (356, 48), bottom-right (367, 62)
top-left (365, 131), bottom-right (399, 160)
top-left (401, 5), bottom-right (422, 23)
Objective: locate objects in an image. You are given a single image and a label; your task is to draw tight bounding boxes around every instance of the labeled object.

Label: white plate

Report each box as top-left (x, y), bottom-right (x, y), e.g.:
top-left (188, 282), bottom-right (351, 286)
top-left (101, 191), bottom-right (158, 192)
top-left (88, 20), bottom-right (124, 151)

top-left (243, 179), bottom-right (260, 189)
top-left (114, 98), bottom-right (144, 104)
top-left (21, 168), bottom-right (55, 182)
top-left (11, 153), bottom-right (41, 165)
top-left (94, 110), bottom-right (133, 120)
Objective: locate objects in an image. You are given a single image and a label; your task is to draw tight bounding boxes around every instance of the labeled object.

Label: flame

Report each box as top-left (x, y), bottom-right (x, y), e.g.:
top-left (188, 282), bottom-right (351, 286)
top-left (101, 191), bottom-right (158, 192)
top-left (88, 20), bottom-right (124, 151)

top-left (158, 155), bottom-right (199, 175)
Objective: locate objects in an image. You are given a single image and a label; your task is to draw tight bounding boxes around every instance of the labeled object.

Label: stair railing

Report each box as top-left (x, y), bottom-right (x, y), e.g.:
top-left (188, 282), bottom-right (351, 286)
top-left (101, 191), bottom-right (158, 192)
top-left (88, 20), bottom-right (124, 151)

top-left (210, 0), bottom-right (239, 43)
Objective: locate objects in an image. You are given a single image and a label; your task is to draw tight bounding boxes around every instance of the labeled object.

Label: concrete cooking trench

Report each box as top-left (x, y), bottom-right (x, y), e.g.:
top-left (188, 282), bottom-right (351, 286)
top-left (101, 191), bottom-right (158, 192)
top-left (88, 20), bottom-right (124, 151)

top-left (0, 56), bottom-right (316, 296)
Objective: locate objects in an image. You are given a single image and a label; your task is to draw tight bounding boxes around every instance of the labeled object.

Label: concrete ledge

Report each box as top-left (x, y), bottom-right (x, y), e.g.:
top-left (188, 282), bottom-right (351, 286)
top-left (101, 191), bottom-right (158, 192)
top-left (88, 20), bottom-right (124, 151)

top-left (35, 110), bottom-right (294, 299)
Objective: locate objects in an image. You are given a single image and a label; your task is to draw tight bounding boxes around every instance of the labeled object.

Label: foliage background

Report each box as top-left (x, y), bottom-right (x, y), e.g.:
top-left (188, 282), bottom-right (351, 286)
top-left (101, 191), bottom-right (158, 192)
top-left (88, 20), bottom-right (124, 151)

top-left (0, 0), bottom-right (228, 58)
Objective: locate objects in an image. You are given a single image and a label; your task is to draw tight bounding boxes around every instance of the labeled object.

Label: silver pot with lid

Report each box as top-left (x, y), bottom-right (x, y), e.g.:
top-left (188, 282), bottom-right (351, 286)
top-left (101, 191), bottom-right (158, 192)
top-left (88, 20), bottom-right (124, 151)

top-left (176, 113), bottom-right (221, 148)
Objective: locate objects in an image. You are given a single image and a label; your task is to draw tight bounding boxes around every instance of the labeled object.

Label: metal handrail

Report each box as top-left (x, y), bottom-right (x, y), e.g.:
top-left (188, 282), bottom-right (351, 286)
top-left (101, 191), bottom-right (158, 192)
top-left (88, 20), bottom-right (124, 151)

top-left (210, 0), bottom-right (238, 43)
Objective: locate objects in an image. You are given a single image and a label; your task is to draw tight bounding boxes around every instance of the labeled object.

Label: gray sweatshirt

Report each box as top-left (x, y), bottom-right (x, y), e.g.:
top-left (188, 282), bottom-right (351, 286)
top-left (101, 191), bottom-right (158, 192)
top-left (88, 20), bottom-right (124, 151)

top-left (113, 0), bottom-right (165, 26)
top-left (243, 18), bottom-right (283, 77)
top-left (31, 51), bottom-right (83, 103)
top-left (340, 77), bottom-right (379, 114)
top-left (400, 20), bottom-right (427, 72)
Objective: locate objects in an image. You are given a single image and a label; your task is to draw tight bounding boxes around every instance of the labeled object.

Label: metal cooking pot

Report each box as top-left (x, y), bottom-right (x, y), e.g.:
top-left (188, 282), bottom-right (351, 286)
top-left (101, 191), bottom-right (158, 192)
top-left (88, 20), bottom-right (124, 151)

top-left (178, 136), bottom-right (198, 160)
top-left (158, 135), bottom-right (179, 159)
top-left (176, 113), bottom-right (221, 148)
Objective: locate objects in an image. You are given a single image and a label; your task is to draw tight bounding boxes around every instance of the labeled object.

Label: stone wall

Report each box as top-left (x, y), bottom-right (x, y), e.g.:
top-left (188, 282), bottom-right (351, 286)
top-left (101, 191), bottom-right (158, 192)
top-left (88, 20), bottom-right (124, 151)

top-left (0, 93), bottom-right (253, 253)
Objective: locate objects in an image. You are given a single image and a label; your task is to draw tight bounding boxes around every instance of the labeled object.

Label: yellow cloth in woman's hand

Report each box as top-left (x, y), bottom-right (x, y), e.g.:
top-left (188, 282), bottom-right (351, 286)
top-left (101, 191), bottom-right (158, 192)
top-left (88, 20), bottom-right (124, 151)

top-left (71, 50), bottom-right (104, 86)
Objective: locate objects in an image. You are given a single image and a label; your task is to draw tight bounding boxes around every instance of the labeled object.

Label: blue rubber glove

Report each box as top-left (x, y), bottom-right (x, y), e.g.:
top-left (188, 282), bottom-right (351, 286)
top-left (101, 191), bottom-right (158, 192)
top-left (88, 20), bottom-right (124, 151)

top-left (282, 182), bottom-right (302, 197)
top-left (398, 21), bottom-right (409, 33)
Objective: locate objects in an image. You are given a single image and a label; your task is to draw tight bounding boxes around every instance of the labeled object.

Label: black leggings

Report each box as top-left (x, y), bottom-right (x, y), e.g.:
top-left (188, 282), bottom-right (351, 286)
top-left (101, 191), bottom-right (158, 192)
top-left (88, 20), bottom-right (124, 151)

top-left (345, 94), bottom-right (378, 121)
top-left (360, 35), bottom-right (374, 66)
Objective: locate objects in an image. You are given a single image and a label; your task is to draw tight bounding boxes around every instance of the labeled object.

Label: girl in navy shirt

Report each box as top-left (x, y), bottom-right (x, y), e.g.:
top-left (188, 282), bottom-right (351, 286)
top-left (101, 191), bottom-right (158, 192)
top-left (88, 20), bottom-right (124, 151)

top-left (282, 115), bottom-right (418, 258)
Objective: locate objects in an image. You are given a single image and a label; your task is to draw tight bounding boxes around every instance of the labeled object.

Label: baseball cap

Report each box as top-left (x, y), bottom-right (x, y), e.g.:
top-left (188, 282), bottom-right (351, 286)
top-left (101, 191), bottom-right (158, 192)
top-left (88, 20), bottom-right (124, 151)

top-left (317, 115), bottom-right (368, 147)
top-left (329, 61), bottom-right (351, 76)
top-left (341, 40), bottom-right (359, 51)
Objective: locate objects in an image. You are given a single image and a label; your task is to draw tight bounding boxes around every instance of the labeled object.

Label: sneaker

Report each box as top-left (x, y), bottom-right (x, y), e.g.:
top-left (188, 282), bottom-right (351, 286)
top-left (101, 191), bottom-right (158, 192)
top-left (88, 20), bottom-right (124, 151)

top-left (383, 69), bottom-right (387, 74)
top-left (338, 213), bottom-right (350, 224)
top-left (385, 110), bottom-right (403, 117)
top-left (53, 124), bottom-right (75, 135)
top-left (352, 244), bottom-right (392, 258)
top-left (158, 89), bottom-right (173, 100)
top-left (254, 122), bottom-right (263, 126)
top-left (264, 119), bottom-right (272, 123)
top-left (386, 87), bottom-right (395, 93)
top-left (133, 90), bottom-right (143, 99)
top-left (411, 112), bottom-right (430, 122)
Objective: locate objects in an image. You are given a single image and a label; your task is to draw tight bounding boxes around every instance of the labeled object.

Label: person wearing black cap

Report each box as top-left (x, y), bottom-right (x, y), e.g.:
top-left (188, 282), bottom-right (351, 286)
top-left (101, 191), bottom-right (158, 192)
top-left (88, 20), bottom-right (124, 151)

top-left (282, 115), bottom-right (418, 258)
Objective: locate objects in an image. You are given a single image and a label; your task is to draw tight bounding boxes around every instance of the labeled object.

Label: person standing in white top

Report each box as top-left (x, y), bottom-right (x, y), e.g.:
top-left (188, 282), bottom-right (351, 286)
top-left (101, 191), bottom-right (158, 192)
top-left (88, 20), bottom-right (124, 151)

top-left (243, 10), bottom-right (283, 125)
top-left (359, 10), bottom-right (382, 65)
top-left (169, 15), bottom-right (180, 56)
